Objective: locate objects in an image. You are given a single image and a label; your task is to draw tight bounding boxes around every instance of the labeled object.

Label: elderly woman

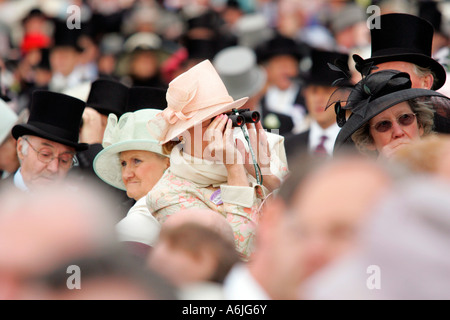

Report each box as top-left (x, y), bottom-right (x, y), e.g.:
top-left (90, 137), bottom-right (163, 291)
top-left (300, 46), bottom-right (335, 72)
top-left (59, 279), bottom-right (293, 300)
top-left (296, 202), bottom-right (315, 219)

top-left (146, 60), bottom-right (288, 260)
top-left (331, 69), bottom-right (450, 158)
top-left (93, 107), bottom-right (169, 248)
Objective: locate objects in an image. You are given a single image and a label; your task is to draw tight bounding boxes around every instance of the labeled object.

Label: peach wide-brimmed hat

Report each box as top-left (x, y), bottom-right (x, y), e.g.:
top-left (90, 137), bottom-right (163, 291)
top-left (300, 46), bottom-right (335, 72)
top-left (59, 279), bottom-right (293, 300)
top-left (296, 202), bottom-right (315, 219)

top-left (148, 59), bottom-right (249, 145)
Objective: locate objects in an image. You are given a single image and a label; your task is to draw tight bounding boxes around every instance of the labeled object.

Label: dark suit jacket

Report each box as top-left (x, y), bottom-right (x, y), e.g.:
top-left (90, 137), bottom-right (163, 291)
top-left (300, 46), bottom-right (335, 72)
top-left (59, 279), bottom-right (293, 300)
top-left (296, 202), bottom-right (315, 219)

top-left (284, 130), bottom-right (310, 168)
top-left (260, 90), bottom-right (307, 136)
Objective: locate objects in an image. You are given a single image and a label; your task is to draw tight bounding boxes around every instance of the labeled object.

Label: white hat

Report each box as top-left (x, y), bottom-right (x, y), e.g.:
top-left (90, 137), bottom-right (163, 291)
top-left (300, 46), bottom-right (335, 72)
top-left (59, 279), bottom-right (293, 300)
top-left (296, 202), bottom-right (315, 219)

top-left (123, 32), bottom-right (162, 53)
top-left (213, 46), bottom-right (266, 100)
top-left (234, 13), bottom-right (274, 48)
top-left (0, 99), bottom-right (18, 144)
top-left (93, 109), bottom-right (168, 191)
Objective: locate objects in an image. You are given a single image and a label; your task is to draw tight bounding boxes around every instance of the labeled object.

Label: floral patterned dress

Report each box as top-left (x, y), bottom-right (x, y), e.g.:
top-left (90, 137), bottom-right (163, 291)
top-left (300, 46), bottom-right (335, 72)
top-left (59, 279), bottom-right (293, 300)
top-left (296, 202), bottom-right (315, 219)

top-left (146, 132), bottom-right (288, 260)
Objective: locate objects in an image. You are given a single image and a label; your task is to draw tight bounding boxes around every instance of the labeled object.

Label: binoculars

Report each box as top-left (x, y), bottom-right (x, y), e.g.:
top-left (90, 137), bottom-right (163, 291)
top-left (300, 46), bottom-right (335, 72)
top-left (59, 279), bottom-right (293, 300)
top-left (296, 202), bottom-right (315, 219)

top-left (225, 109), bottom-right (261, 127)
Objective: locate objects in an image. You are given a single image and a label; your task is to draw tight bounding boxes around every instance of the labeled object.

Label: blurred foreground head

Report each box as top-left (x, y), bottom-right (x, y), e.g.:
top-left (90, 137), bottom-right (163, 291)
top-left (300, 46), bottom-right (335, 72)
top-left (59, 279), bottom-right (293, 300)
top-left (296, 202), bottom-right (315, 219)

top-left (301, 176), bottom-right (450, 300)
top-left (0, 178), bottom-right (120, 299)
top-left (148, 208), bottom-right (240, 291)
top-left (251, 153), bottom-right (393, 299)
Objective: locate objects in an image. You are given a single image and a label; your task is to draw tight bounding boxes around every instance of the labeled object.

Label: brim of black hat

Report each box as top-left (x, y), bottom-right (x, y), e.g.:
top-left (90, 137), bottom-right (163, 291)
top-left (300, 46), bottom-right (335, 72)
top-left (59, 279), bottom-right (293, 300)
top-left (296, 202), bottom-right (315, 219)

top-left (302, 75), bottom-right (353, 88)
top-left (257, 49), bottom-right (303, 63)
top-left (88, 104), bottom-right (123, 118)
top-left (334, 88), bottom-right (449, 152)
top-left (363, 53), bottom-right (447, 90)
top-left (12, 124), bottom-right (89, 152)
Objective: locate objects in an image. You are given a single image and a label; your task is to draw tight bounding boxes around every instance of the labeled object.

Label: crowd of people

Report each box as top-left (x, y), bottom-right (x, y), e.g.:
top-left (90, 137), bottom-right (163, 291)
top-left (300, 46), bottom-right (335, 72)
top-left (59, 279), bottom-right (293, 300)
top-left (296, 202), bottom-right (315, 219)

top-left (0, 0), bottom-right (450, 300)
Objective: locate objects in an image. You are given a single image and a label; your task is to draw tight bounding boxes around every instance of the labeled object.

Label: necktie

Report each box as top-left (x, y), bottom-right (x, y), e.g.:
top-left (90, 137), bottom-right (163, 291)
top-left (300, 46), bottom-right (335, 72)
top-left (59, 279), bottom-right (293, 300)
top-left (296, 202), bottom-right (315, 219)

top-left (314, 135), bottom-right (328, 156)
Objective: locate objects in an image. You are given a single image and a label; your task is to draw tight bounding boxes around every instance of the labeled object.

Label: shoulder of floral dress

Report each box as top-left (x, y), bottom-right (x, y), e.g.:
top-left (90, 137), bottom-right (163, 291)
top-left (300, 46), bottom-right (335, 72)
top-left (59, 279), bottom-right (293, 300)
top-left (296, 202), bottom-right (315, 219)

top-left (146, 168), bottom-right (201, 203)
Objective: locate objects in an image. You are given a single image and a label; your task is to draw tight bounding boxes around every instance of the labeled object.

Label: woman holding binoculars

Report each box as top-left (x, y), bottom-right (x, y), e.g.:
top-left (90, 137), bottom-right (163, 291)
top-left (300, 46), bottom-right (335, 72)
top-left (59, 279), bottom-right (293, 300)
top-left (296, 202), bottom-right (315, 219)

top-left (145, 60), bottom-right (288, 260)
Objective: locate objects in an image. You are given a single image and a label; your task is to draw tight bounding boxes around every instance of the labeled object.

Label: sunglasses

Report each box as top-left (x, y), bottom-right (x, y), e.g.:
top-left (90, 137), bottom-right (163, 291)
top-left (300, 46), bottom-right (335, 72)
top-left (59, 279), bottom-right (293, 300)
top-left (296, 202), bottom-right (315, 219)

top-left (371, 113), bottom-right (417, 133)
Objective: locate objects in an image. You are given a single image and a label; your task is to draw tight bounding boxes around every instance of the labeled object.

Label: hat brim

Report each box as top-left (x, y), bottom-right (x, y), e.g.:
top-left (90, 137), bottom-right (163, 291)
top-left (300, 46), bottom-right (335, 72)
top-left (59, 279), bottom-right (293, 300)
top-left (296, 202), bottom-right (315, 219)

top-left (364, 53), bottom-right (447, 90)
top-left (161, 97), bottom-right (249, 144)
top-left (12, 123), bottom-right (88, 151)
top-left (334, 88), bottom-right (450, 151)
top-left (93, 140), bottom-right (168, 191)
top-left (227, 67), bottom-right (267, 100)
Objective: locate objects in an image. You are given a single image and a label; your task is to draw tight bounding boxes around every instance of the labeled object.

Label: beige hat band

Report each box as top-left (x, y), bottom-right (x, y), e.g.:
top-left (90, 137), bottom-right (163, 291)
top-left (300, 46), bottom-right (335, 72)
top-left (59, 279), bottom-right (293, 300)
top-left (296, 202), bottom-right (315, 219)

top-left (163, 95), bottom-right (234, 125)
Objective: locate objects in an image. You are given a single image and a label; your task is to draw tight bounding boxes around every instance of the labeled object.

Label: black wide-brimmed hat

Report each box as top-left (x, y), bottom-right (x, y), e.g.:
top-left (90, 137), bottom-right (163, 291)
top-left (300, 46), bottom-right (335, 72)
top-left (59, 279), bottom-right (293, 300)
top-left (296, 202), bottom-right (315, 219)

top-left (126, 86), bottom-right (167, 112)
top-left (255, 33), bottom-right (305, 64)
top-left (330, 70), bottom-right (450, 152)
top-left (353, 13), bottom-right (447, 90)
top-left (12, 90), bottom-right (88, 151)
top-left (86, 79), bottom-right (129, 117)
top-left (301, 48), bottom-right (352, 87)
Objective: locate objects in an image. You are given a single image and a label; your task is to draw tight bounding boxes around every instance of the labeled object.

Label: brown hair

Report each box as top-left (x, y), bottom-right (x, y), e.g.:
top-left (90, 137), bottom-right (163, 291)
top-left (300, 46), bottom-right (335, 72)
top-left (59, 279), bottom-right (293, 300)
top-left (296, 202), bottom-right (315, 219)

top-left (161, 140), bottom-right (181, 155)
top-left (160, 223), bottom-right (241, 283)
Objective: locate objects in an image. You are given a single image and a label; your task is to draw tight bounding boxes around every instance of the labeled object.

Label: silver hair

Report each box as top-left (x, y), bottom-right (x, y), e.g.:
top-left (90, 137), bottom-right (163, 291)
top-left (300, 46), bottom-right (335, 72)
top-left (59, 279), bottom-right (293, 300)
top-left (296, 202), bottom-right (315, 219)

top-left (412, 64), bottom-right (438, 90)
top-left (18, 135), bottom-right (30, 165)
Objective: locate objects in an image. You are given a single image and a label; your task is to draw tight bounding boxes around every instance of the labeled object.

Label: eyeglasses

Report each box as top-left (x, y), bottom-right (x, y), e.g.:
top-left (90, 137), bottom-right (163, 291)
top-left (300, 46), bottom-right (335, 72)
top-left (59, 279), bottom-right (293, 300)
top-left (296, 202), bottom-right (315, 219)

top-left (371, 113), bottom-right (417, 133)
top-left (23, 137), bottom-right (77, 169)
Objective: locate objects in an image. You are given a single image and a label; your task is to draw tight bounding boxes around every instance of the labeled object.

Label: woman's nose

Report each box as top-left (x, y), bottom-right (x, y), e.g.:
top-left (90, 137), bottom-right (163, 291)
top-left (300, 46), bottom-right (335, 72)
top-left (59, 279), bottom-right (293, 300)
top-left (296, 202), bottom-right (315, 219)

top-left (391, 121), bottom-right (405, 138)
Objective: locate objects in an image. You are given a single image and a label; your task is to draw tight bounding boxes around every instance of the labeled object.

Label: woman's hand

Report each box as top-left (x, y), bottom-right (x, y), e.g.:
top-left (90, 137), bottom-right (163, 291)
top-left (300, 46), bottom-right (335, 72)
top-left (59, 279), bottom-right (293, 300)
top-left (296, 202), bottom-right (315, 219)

top-left (236, 122), bottom-right (281, 192)
top-left (203, 114), bottom-right (249, 186)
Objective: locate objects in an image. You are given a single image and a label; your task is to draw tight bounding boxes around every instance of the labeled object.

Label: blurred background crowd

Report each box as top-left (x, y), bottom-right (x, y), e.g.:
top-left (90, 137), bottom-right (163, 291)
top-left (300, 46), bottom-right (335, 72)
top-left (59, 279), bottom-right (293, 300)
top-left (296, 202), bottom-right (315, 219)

top-left (0, 0), bottom-right (450, 300)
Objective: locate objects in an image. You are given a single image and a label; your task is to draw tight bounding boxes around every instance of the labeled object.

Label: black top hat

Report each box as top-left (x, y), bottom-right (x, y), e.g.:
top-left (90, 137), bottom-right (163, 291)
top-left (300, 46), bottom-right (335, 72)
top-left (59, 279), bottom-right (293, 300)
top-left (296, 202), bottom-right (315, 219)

top-left (301, 48), bottom-right (351, 87)
top-left (353, 13), bottom-right (446, 90)
top-left (255, 34), bottom-right (305, 64)
top-left (12, 90), bottom-right (88, 151)
top-left (86, 79), bottom-right (129, 117)
top-left (126, 86), bottom-right (167, 112)
top-left (184, 38), bottom-right (220, 61)
top-left (331, 70), bottom-right (450, 151)
top-left (52, 24), bottom-right (84, 52)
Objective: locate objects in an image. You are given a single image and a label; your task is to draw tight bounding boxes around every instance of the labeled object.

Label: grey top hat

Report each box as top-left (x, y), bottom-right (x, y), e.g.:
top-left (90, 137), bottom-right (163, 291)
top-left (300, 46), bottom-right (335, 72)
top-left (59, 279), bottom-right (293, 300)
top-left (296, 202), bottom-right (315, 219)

top-left (213, 46), bottom-right (267, 100)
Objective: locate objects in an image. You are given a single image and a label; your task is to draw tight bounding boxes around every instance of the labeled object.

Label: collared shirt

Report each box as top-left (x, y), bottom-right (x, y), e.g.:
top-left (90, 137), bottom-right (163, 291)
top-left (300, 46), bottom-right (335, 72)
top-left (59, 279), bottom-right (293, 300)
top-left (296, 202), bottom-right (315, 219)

top-left (265, 84), bottom-right (309, 133)
top-left (13, 168), bottom-right (29, 192)
top-left (222, 263), bottom-right (271, 300)
top-left (308, 121), bottom-right (341, 156)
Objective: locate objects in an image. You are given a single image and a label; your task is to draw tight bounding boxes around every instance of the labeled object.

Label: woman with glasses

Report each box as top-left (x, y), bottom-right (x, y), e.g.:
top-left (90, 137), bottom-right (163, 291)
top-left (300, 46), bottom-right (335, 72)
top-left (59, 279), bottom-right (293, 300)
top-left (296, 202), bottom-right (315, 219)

top-left (330, 69), bottom-right (450, 158)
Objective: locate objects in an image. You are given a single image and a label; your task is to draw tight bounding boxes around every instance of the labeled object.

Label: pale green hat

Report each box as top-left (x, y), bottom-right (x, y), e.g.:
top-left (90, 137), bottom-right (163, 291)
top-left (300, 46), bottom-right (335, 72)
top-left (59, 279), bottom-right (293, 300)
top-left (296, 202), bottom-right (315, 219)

top-left (93, 109), bottom-right (168, 191)
top-left (0, 99), bottom-right (18, 144)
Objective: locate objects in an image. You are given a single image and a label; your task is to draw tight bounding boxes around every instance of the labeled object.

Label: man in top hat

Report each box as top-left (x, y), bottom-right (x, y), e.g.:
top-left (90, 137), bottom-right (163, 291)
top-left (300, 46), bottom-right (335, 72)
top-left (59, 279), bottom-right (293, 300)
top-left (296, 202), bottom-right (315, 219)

top-left (48, 27), bottom-right (86, 93)
top-left (284, 48), bottom-right (351, 163)
top-left (0, 90), bottom-right (87, 192)
top-left (354, 13), bottom-right (446, 91)
top-left (352, 12), bottom-right (449, 133)
top-left (255, 34), bottom-right (309, 136)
